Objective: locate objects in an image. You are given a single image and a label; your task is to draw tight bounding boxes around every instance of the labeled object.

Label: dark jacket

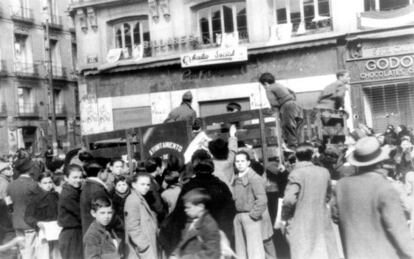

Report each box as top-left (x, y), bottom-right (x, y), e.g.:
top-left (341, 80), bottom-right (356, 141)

top-left (83, 220), bottom-right (121, 259)
top-left (164, 102), bottom-right (196, 123)
top-left (58, 182), bottom-right (82, 229)
top-left (80, 178), bottom-right (111, 235)
top-left (145, 177), bottom-right (167, 223)
top-left (24, 187), bottom-right (59, 230)
top-left (6, 174), bottom-right (39, 230)
top-left (160, 173), bottom-right (235, 255)
top-left (176, 212), bottom-right (221, 259)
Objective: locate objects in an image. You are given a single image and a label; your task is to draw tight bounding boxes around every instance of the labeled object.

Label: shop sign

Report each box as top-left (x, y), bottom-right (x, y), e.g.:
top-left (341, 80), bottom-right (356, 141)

top-left (180, 46), bottom-right (248, 68)
top-left (362, 44), bottom-right (414, 58)
top-left (356, 54), bottom-right (414, 81)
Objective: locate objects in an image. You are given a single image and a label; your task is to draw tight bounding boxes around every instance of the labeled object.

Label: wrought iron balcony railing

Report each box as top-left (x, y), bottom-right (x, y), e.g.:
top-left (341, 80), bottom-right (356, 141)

top-left (18, 102), bottom-right (38, 115)
top-left (50, 66), bottom-right (67, 79)
top-left (13, 62), bottom-right (39, 77)
top-left (10, 7), bottom-right (34, 23)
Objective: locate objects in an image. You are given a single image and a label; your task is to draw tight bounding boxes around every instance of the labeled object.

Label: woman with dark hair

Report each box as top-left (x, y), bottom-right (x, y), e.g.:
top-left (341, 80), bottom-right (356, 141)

top-left (112, 175), bottom-right (131, 255)
top-left (24, 172), bottom-right (60, 259)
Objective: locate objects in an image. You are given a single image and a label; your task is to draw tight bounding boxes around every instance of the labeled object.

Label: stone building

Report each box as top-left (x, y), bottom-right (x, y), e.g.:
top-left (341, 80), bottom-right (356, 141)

top-left (0, 0), bottom-right (80, 154)
top-left (68, 0), bottom-right (414, 135)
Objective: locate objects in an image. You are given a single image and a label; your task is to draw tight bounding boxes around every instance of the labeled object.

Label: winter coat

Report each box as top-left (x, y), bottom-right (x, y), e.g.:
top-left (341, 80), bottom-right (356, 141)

top-left (282, 161), bottom-right (338, 259)
top-left (164, 102), bottom-right (196, 123)
top-left (159, 173), bottom-right (236, 256)
top-left (124, 189), bottom-right (159, 259)
top-left (58, 182), bottom-right (82, 229)
top-left (176, 212), bottom-right (221, 259)
top-left (232, 168), bottom-right (273, 240)
top-left (6, 174), bottom-right (38, 230)
top-left (24, 187), bottom-right (59, 230)
top-left (83, 220), bottom-right (121, 259)
top-left (332, 170), bottom-right (414, 259)
top-left (80, 178), bottom-right (111, 235)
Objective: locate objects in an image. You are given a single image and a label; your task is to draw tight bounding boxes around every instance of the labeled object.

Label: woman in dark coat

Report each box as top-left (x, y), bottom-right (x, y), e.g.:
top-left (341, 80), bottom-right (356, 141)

top-left (24, 172), bottom-right (59, 259)
top-left (112, 175), bottom-right (131, 258)
top-left (159, 150), bottom-right (236, 256)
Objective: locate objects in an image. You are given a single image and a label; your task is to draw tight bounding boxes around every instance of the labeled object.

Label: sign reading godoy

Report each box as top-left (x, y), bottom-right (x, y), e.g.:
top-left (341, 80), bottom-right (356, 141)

top-left (180, 46), bottom-right (248, 68)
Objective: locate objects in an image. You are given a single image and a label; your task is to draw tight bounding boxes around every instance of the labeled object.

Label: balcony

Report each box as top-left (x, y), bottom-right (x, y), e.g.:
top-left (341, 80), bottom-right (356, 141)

top-left (10, 7), bottom-right (34, 24)
top-left (13, 62), bottom-right (39, 78)
top-left (44, 14), bottom-right (63, 30)
top-left (50, 103), bottom-right (66, 116)
top-left (50, 66), bottom-right (68, 80)
top-left (18, 103), bottom-right (39, 116)
top-left (0, 60), bottom-right (7, 77)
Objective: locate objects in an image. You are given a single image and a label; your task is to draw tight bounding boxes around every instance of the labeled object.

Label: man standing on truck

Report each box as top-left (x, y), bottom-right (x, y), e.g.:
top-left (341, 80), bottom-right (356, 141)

top-left (317, 70), bottom-right (350, 111)
top-left (164, 91), bottom-right (196, 124)
top-left (259, 72), bottom-right (303, 149)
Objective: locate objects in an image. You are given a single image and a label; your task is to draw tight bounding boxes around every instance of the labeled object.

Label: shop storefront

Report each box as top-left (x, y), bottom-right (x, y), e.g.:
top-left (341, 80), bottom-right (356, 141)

top-left (81, 39), bottom-right (343, 135)
top-left (346, 31), bottom-right (414, 133)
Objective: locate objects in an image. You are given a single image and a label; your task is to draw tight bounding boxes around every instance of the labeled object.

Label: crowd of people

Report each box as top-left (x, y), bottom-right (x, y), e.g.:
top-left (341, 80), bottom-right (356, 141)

top-left (1, 71), bottom-right (414, 259)
top-left (0, 120), bottom-right (414, 259)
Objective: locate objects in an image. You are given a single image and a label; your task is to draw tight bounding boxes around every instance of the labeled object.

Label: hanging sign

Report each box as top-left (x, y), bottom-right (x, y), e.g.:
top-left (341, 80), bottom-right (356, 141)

top-left (180, 46), bottom-right (248, 68)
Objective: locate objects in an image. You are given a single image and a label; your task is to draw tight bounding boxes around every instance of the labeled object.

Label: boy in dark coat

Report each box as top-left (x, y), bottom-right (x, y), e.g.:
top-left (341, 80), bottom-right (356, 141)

top-left (80, 162), bottom-right (111, 235)
top-left (58, 164), bottom-right (83, 259)
top-left (174, 188), bottom-right (220, 259)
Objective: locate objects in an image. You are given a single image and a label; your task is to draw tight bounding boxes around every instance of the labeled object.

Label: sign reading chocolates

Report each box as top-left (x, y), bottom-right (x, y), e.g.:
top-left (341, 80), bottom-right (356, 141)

top-left (349, 54), bottom-right (414, 82)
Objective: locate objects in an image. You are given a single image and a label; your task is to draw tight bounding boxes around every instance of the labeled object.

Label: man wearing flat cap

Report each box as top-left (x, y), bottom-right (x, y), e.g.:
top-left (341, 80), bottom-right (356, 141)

top-left (331, 137), bottom-right (414, 259)
top-left (164, 90), bottom-right (197, 124)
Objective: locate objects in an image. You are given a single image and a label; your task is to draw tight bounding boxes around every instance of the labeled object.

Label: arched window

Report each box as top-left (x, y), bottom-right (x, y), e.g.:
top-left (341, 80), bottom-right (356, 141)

top-left (112, 18), bottom-right (150, 59)
top-left (197, 1), bottom-right (248, 45)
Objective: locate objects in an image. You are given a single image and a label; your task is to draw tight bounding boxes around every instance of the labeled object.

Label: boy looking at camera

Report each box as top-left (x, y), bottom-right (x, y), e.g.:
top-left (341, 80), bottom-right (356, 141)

top-left (83, 196), bottom-right (120, 259)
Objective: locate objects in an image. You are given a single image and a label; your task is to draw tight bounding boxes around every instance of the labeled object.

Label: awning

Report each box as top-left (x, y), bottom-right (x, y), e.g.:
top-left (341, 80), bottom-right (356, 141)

top-left (248, 33), bottom-right (343, 55)
top-left (347, 27), bottom-right (414, 41)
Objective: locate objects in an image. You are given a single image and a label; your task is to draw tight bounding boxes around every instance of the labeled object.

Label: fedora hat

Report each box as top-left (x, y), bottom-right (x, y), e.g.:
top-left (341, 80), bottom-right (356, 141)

top-left (348, 136), bottom-right (392, 167)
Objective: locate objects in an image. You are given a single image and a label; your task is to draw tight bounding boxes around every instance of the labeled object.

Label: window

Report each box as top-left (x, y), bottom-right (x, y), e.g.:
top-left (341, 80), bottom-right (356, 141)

top-left (50, 40), bottom-right (63, 76)
top-left (53, 89), bottom-right (64, 114)
top-left (274, 0), bottom-right (331, 34)
top-left (113, 19), bottom-right (150, 59)
top-left (14, 34), bottom-right (33, 73)
top-left (197, 2), bottom-right (248, 45)
top-left (18, 87), bottom-right (34, 113)
top-left (364, 0), bottom-right (411, 11)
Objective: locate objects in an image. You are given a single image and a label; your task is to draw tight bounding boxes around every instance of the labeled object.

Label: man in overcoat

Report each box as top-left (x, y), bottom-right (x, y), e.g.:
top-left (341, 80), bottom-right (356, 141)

top-left (332, 136), bottom-right (414, 259)
top-left (282, 143), bottom-right (338, 259)
top-left (164, 91), bottom-right (196, 124)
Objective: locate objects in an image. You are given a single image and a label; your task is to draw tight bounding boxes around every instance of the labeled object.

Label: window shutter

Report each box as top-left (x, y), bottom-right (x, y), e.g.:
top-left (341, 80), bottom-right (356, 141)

top-left (363, 83), bottom-right (414, 133)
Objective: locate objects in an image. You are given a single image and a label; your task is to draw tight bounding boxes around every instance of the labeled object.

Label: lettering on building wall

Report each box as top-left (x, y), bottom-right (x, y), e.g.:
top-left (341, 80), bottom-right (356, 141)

top-left (180, 47), bottom-right (248, 68)
top-left (362, 43), bottom-right (414, 58)
top-left (358, 54), bottom-right (414, 80)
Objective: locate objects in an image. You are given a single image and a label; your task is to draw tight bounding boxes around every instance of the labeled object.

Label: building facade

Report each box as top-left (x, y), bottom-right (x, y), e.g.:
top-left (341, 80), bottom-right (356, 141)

top-left (68, 0), bottom-right (414, 136)
top-left (0, 0), bottom-right (80, 154)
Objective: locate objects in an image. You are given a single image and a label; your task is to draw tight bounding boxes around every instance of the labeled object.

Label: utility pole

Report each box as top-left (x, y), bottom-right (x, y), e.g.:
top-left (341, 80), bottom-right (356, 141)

top-left (45, 10), bottom-right (58, 156)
